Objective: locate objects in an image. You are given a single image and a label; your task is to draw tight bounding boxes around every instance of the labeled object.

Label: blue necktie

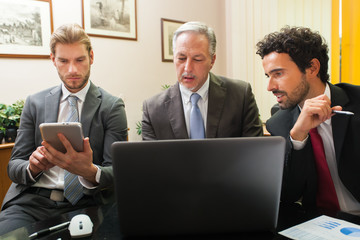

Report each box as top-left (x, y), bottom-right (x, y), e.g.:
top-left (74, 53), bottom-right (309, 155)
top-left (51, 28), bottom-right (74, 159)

top-left (66, 95), bottom-right (79, 122)
top-left (190, 93), bottom-right (205, 139)
top-left (64, 95), bottom-right (84, 205)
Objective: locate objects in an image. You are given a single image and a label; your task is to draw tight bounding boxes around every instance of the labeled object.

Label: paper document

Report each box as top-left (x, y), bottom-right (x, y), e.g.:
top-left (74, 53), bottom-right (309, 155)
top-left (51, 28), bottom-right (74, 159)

top-left (279, 215), bottom-right (360, 239)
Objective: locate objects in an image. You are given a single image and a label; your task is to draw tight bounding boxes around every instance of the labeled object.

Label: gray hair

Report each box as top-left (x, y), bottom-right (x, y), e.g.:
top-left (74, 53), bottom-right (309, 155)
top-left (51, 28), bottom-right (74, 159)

top-left (172, 21), bottom-right (216, 57)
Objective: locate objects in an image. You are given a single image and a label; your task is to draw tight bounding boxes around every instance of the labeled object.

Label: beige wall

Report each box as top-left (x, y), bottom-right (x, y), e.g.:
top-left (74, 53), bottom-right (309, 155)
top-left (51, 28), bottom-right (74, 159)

top-left (225, 0), bottom-right (332, 122)
top-left (0, 0), bottom-right (332, 140)
top-left (0, 0), bottom-right (226, 141)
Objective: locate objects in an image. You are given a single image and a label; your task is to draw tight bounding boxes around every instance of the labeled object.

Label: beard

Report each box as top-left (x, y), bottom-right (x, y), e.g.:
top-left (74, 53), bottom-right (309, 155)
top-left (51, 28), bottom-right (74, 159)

top-left (59, 69), bottom-right (91, 92)
top-left (277, 74), bottom-right (310, 110)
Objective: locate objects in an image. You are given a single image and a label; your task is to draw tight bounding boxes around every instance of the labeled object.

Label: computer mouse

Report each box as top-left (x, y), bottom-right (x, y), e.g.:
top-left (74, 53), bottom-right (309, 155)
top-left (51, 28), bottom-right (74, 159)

top-left (68, 214), bottom-right (93, 238)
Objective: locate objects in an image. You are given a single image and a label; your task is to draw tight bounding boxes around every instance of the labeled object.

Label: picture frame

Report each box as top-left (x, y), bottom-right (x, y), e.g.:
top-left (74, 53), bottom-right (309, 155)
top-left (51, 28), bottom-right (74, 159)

top-left (161, 18), bottom-right (185, 62)
top-left (0, 0), bottom-right (53, 58)
top-left (82, 0), bottom-right (137, 41)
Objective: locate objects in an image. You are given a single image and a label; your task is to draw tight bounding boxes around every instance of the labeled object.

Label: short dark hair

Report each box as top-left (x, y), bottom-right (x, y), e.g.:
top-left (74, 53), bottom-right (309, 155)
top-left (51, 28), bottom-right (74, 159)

top-left (256, 26), bottom-right (329, 82)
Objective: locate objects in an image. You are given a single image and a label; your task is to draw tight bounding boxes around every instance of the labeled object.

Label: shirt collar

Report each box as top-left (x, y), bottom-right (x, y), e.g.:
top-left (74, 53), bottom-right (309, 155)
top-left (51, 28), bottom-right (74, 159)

top-left (324, 82), bottom-right (331, 100)
top-left (61, 80), bottom-right (91, 103)
top-left (324, 82), bottom-right (331, 124)
top-left (179, 74), bottom-right (210, 104)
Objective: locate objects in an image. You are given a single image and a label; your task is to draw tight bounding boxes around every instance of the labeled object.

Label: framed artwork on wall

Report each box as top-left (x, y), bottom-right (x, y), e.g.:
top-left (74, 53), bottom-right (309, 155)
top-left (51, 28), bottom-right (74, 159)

top-left (161, 18), bottom-right (185, 62)
top-left (0, 0), bottom-right (53, 58)
top-left (82, 0), bottom-right (137, 41)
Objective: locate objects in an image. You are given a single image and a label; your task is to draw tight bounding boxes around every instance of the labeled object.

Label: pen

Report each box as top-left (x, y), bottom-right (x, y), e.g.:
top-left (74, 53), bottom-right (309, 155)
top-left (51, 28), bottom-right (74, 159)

top-left (29, 221), bottom-right (70, 239)
top-left (332, 110), bottom-right (354, 115)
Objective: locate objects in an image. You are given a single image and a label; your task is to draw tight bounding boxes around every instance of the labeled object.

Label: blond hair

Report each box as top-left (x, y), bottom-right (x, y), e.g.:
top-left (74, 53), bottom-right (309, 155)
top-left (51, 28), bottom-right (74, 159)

top-left (50, 23), bottom-right (92, 56)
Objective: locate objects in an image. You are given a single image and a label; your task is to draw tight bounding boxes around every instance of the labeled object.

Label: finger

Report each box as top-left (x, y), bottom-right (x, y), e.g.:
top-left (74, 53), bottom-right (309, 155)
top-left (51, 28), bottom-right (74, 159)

top-left (307, 98), bottom-right (332, 120)
top-left (332, 105), bottom-right (343, 112)
top-left (41, 140), bottom-right (57, 153)
top-left (29, 149), bottom-right (48, 174)
top-left (57, 133), bottom-right (76, 153)
top-left (41, 140), bottom-right (64, 166)
top-left (29, 157), bottom-right (42, 174)
top-left (83, 137), bottom-right (92, 154)
top-left (314, 94), bottom-right (330, 103)
top-left (314, 105), bottom-right (331, 122)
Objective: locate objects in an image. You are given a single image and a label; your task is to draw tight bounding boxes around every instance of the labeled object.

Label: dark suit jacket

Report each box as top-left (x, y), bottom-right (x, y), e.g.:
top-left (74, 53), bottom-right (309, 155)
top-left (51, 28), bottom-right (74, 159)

top-left (2, 82), bottom-right (128, 209)
top-left (142, 72), bottom-right (263, 140)
top-left (266, 82), bottom-right (360, 209)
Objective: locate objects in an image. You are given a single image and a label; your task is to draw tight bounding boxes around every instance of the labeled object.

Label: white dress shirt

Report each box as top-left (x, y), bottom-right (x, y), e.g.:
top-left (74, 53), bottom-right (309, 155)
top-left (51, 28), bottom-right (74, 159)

top-left (291, 83), bottom-right (360, 214)
top-left (179, 74), bottom-right (210, 137)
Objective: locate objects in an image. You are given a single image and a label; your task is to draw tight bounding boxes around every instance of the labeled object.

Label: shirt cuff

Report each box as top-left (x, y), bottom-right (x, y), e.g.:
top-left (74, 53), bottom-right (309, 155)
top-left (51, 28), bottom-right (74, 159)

top-left (79, 165), bottom-right (101, 189)
top-left (290, 134), bottom-right (309, 150)
top-left (26, 164), bottom-right (39, 182)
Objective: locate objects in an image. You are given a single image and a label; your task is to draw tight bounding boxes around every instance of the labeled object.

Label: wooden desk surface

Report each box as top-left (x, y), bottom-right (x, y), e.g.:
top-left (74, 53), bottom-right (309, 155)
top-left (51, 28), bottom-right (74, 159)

top-left (0, 143), bottom-right (14, 207)
top-left (0, 142), bottom-right (15, 150)
top-left (263, 123), bottom-right (270, 136)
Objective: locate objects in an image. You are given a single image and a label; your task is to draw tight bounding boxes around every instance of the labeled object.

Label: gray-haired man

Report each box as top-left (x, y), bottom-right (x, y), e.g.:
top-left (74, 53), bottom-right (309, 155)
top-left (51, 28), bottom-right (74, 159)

top-left (142, 21), bottom-right (263, 140)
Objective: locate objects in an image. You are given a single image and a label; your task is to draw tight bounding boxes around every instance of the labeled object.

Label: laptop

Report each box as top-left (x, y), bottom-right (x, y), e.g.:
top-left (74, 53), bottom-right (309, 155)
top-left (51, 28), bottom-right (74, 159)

top-left (111, 136), bottom-right (286, 237)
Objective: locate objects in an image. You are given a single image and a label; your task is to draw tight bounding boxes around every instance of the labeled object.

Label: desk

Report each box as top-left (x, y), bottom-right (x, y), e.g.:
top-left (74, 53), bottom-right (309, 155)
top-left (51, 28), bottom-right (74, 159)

top-left (2, 202), bottom-right (360, 240)
top-left (263, 123), bottom-right (270, 136)
top-left (0, 143), bottom-right (13, 207)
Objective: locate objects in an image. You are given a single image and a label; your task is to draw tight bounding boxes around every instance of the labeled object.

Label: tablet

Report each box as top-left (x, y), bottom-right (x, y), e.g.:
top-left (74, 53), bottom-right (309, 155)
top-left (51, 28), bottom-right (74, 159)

top-left (39, 122), bottom-right (84, 153)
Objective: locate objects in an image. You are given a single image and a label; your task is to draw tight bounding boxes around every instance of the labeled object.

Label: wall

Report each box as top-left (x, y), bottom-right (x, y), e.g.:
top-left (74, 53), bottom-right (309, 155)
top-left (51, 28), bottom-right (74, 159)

top-left (0, 0), bottom-right (226, 141)
top-left (341, 0), bottom-right (360, 85)
top-left (225, 0), bottom-right (332, 122)
top-left (0, 0), bottom-right (333, 140)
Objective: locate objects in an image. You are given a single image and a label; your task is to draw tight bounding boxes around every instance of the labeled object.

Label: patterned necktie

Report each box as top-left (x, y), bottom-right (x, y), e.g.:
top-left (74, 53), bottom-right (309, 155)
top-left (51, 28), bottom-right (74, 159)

top-left (64, 95), bottom-right (84, 205)
top-left (66, 95), bottom-right (79, 122)
top-left (190, 93), bottom-right (205, 139)
top-left (309, 128), bottom-right (340, 211)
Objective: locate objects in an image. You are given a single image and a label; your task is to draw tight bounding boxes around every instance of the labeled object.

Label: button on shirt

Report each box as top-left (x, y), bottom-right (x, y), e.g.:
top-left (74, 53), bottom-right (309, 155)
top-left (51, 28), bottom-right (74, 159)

top-left (29, 81), bottom-right (100, 190)
top-left (179, 75), bottom-right (209, 138)
top-left (291, 83), bottom-right (360, 213)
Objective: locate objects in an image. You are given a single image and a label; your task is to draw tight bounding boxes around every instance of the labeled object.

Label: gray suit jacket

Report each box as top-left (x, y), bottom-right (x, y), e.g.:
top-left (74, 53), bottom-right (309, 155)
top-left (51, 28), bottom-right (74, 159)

top-left (142, 72), bottom-right (263, 140)
top-left (2, 82), bottom-right (127, 209)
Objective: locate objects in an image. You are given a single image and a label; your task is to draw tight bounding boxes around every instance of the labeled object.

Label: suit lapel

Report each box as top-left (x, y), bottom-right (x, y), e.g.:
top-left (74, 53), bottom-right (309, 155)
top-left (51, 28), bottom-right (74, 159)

top-left (166, 83), bottom-right (188, 139)
top-left (329, 83), bottom-right (350, 163)
top-left (81, 82), bottom-right (101, 137)
top-left (45, 86), bottom-right (61, 123)
top-left (206, 73), bottom-right (226, 138)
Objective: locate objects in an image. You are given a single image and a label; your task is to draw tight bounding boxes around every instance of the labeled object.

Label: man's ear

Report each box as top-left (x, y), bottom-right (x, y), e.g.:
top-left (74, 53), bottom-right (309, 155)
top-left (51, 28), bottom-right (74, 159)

top-left (89, 50), bottom-right (94, 65)
top-left (210, 54), bottom-right (216, 69)
top-left (307, 58), bottom-right (320, 77)
top-left (50, 53), bottom-right (56, 66)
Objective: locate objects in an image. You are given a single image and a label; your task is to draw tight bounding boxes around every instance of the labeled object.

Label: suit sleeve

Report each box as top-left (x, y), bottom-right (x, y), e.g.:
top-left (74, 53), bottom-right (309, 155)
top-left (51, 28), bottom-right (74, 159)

top-left (96, 97), bottom-right (127, 189)
top-left (7, 95), bottom-right (39, 185)
top-left (83, 96), bottom-right (127, 204)
top-left (266, 115), bottom-right (317, 207)
top-left (282, 140), bottom-right (317, 206)
top-left (241, 83), bottom-right (263, 137)
top-left (141, 100), bottom-right (157, 140)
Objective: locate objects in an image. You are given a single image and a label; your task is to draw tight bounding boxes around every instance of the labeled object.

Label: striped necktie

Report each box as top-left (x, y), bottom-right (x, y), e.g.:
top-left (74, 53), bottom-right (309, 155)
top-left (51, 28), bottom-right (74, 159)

top-left (63, 95), bottom-right (84, 205)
